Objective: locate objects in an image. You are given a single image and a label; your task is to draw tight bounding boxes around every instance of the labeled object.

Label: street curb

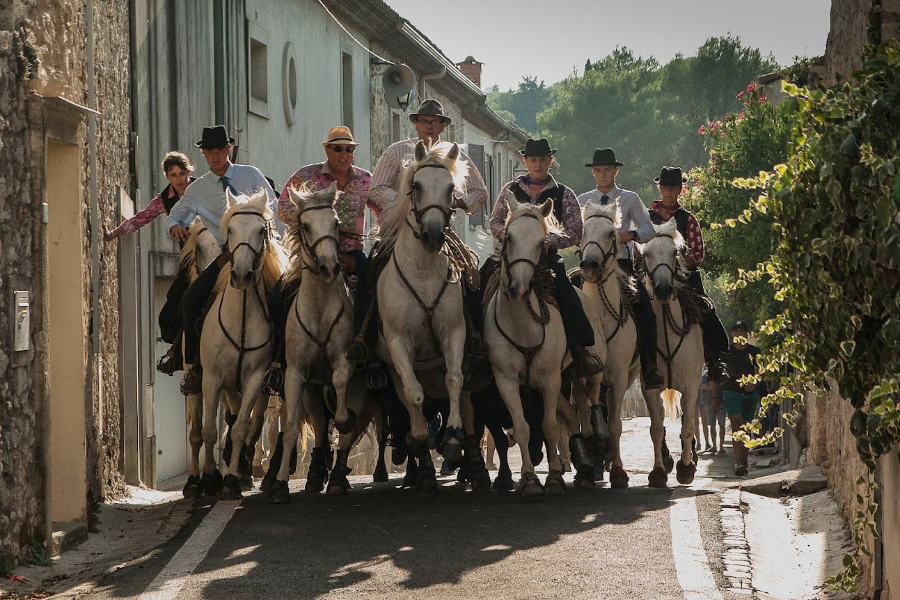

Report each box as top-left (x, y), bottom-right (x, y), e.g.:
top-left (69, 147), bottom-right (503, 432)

top-left (719, 488), bottom-right (753, 595)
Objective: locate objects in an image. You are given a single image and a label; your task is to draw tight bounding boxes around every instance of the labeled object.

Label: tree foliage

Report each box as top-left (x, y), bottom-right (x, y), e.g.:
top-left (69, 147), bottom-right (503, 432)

top-left (734, 40), bottom-right (900, 590)
top-left (486, 76), bottom-right (555, 135)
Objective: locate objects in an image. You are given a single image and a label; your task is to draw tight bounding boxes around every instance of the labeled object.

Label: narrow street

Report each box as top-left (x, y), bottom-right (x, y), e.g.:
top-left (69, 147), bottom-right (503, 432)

top-left (18, 417), bottom-right (849, 600)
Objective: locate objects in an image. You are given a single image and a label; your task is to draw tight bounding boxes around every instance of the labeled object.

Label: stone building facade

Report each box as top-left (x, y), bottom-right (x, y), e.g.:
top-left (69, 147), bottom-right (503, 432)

top-left (0, 0), bottom-right (129, 570)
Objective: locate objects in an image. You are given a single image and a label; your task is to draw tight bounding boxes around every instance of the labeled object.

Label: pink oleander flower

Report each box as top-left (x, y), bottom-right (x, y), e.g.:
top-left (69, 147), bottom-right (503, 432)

top-left (738, 113), bottom-right (745, 120)
top-left (747, 82), bottom-right (757, 92)
top-left (698, 125), bottom-right (706, 135)
top-left (736, 91), bottom-right (744, 100)
top-left (759, 94), bottom-right (768, 102)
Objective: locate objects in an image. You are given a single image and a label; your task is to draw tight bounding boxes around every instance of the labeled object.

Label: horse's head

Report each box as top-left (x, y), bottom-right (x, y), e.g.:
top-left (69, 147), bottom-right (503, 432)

top-left (221, 189), bottom-right (274, 289)
top-left (501, 190), bottom-right (552, 302)
top-left (288, 181), bottom-right (341, 281)
top-left (579, 201), bottom-right (620, 283)
top-left (404, 140), bottom-right (466, 253)
top-left (639, 220), bottom-right (683, 302)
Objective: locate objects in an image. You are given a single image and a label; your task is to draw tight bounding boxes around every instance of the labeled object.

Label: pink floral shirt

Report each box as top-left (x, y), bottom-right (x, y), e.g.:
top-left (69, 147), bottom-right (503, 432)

top-left (489, 177), bottom-right (582, 251)
top-left (650, 200), bottom-right (705, 265)
top-left (278, 162), bottom-right (379, 253)
top-left (119, 184), bottom-right (181, 234)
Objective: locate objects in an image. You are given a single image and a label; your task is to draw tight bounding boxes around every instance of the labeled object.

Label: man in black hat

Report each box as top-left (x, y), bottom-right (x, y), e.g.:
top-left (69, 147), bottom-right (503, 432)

top-left (488, 138), bottom-right (603, 377)
top-left (720, 320), bottom-right (760, 476)
top-left (577, 148), bottom-right (665, 389)
top-left (353, 100), bottom-right (488, 351)
top-left (648, 166), bottom-right (729, 381)
top-left (167, 124), bottom-right (286, 395)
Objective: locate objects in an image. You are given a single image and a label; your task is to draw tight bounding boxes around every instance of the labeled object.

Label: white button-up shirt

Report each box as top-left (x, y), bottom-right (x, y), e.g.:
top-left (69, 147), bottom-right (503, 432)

top-left (578, 185), bottom-right (656, 261)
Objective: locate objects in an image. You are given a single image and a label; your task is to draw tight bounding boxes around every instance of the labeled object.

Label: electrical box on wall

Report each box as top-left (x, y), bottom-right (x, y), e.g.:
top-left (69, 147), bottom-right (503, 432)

top-left (14, 291), bottom-right (30, 352)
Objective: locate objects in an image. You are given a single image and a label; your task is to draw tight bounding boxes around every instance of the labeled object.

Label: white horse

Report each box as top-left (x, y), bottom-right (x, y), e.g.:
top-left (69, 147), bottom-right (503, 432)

top-left (374, 140), bottom-right (473, 496)
top-left (577, 202), bottom-right (640, 488)
top-left (639, 220), bottom-right (704, 487)
top-left (179, 218), bottom-right (221, 498)
top-left (485, 194), bottom-right (571, 499)
top-left (267, 183), bottom-right (374, 503)
top-left (199, 190), bottom-right (287, 500)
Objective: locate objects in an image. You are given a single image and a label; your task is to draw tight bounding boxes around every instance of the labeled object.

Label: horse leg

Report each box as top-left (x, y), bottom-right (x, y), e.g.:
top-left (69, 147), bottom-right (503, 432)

top-left (269, 366), bottom-right (304, 504)
top-left (373, 408), bottom-right (389, 483)
top-left (460, 391), bottom-right (490, 492)
top-left (440, 341), bottom-right (467, 464)
top-left (331, 356), bottom-right (357, 435)
top-left (222, 372), bottom-right (266, 499)
top-left (239, 392), bottom-right (268, 490)
top-left (676, 387), bottom-right (698, 485)
top-left (606, 378), bottom-right (630, 489)
top-left (200, 383), bottom-right (224, 496)
top-left (558, 393), bottom-right (594, 490)
top-left (385, 348), bottom-right (430, 456)
top-left (488, 420), bottom-right (514, 491)
top-left (539, 376), bottom-right (566, 495)
top-left (183, 394), bottom-right (204, 498)
top-left (494, 375), bottom-right (541, 499)
top-left (326, 424), bottom-right (359, 495)
top-left (644, 387), bottom-right (668, 488)
top-left (303, 385), bottom-right (330, 493)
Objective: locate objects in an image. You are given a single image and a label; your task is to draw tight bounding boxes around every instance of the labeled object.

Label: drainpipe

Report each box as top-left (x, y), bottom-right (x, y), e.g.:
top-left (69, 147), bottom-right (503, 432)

top-left (87, 0), bottom-right (99, 355)
top-left (417, 67), bottom-right (446, 102)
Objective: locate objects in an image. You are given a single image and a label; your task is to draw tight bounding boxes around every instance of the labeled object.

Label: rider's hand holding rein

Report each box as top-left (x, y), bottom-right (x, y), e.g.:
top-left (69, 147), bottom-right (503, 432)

top-left (170, 224), bottom-right (190, 242)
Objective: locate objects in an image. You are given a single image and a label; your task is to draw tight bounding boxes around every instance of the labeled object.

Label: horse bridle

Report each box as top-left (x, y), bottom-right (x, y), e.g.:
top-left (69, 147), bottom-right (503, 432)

top-left (295, 203), bottom-right (340, 268)
top-left (645, 232), bottom-right (680, 287)
top-left (500, 212), bottom-right (548, 297)
top-left (225, 210), bottom-right (272, 274)
top-left (405, 162), bottom-right (454, 239)
top-left (578, 213), bottom-right (618, 273)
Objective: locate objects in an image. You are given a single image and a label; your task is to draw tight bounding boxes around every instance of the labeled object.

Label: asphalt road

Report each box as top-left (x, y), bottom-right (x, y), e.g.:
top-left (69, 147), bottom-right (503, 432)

top-left (73, 418), bottom-right (750, 600)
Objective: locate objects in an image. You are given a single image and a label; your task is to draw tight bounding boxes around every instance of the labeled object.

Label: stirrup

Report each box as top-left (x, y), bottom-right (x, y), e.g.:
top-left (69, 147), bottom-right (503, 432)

top-left (180, 369), bottom-right (202, 396)
top-left (365, 362), bottom-right (388, 390)
top-left (465, 333), bottom-right (486, 362)
top-left (345, 337), bottom-right (369, 369)
top-left (643, 366), bottom-right (665, 390)
top-left (156, 351), bottom-right (179, 376)
top-left (263, 362), bottom-right (284, 397)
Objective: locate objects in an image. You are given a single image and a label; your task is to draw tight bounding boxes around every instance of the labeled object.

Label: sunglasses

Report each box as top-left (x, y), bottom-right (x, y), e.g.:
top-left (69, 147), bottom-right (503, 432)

top-left (328, 145), bottom-right (356, 153)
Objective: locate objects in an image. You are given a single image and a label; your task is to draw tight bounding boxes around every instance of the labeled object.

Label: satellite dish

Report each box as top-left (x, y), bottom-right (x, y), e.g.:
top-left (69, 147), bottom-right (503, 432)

top-left (382, 64), bottom-right (416, 110)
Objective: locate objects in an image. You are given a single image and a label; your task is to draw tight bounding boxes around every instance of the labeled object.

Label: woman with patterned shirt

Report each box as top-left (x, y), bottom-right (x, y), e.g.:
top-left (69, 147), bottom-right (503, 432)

top-left (104, 151), bottom-right (196, 374)
top-left (487, 138), bottom-right (601, 377)
top-left (648, 166), bottom-right (729, 380)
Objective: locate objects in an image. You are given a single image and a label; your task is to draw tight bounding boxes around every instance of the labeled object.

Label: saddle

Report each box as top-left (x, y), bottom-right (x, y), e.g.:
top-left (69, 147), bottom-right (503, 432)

top-left (674, 283), bottom-right (713, 326)
top-left (481, 253), bottom-right (558, 309)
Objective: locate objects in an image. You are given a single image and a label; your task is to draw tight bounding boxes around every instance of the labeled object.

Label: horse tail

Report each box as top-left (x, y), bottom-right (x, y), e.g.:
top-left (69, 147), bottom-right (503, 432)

top-left (661, 388), bottom-right (680, 420)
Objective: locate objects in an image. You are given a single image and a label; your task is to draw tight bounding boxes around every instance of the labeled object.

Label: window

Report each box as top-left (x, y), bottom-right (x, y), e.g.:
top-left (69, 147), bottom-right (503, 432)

top-left (341, 52), bottom-right (353, 130)
top-left (248, 22), bottom-right (270, 118)
top-left (468, 144), bottom-right (485, 227)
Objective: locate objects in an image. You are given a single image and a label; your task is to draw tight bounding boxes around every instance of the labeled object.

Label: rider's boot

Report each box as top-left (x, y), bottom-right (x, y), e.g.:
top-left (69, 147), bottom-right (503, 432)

top-left (156, 336), bottom-right (183, 376)
top-left (180, 364), bottom-right (203, 396)
top-left (633, 278), bottom-right (665, 390)
top-left (572, 344), bottom-right (604, 378)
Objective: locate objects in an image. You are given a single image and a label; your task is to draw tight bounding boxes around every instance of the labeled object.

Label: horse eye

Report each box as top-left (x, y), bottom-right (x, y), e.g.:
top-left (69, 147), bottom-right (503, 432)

top-left (259, 226), bottom-right (266, 236)
top-left (412, 181), bottom-right (421, 190)
top-left (302, 222), bottom-right (311, 231)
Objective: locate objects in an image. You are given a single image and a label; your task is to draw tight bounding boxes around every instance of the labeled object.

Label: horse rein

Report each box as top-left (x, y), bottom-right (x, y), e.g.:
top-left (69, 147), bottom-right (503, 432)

top-left (295, 203), bottom-right (341, 272)
top-left (405, 162), bottom-right (455, 239)
top-left (219, 209), bottom-right (274, 391)
top-left (578, 212), bottom-right (618, 272)
top-left (579, 213), bottom-right (630, 344)
top-left (643, 232), bottom-right (689, 385)
top-left (390, 250), bottom-right (452, 361)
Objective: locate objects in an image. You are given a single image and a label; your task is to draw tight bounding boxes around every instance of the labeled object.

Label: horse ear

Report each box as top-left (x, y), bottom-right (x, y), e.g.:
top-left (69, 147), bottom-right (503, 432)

top-left (538, 198), bottom-right (553, 219)
top-left (414, 140), bottom-right (427, 162)
top-left (447, 143), bottom-right (460, 161)
top-left (225, 188), bottom-right (238, 209)
top-left (503, 189), bottom-right (519, 212)
top-left (287, 186), bottom-right (306, 211)
top-left (326, 181), bottom-right (338, 195)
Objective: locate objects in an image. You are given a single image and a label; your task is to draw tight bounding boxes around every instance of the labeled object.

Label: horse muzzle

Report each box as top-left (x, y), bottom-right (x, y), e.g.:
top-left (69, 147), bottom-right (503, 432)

top-left (654, 281), bottom-right (674, 301)
top-left (318, 256), bottom-right (340, 282)
top-left (506, 281), bottom-right (531, 302)
top-left (230, 268), bottom-right (254, 289)
top-left (580, 258), bottom-right (601, 282)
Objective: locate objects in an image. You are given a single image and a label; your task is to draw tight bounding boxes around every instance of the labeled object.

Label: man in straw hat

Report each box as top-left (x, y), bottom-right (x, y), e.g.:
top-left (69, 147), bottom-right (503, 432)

top-left (577, 148), bottom-right (665, 389)
top-left (489, 137), bottom-right (604, 378)
top-left (648, 166), bottom-right (729, 382)
top-left (168, 124), bottom-right (286, 396)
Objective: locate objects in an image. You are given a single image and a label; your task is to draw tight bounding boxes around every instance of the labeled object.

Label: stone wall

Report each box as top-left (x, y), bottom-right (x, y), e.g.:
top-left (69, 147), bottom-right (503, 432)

top-left (0, 0), bottom-right (129, 570)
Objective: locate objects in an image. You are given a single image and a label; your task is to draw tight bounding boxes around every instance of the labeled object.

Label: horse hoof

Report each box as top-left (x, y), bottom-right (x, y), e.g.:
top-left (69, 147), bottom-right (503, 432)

top-left (519, 472), bottom-right (544, 501)
top-left (663, 453), bottom-right (675, 474)
top-left (268, 480), bottom-right (291, 504)
top-left (201, 470), bottom-right (224, 496)
top-left (372, 467), bottom-right (389, 483)
top-left (574, 474), bottom-right (596, 490)
top-left (220, 474), bottom-right (243, 500)
top-left (493, 474), bottom-right (514, 491)
top-left (260, 469), bottom-right (277, 494)
top-left (438, 427), bottom-right (465, 463)
top-left (182, 475), bottom-right (202, 499)
top-left (335, 409), bottom-right (358, 435)
top-left (305, 477), bottom-right (325, 493)
top-left (648, 467), bottom-right (668, 488)
top-left (545, 471), bottom-right (567, 496)
top-left (402, 473), bottom-right (417, 488)
top-left (238, 475), bottom-right (253, 492)
top-left (575, 461), bottom-right (595, 484)
top-left (469, 468), bottom-right (491, 493)
top-left (609, 466), bottom-right (630, 489)
top-left (326, 481), bottom-right (349, 495)
top-left (675, 460), bottom-right (697, 485)
top-left (416, 477), bottom-right (438, 498)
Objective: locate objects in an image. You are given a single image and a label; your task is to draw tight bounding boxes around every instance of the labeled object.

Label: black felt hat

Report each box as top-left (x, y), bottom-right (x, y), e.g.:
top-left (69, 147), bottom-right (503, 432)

top-left (195, 125), bottom-right (235, 149)
top-left (585, 148), bottom-right (624, 167)
top-left (519, 138), bottom-right (556, 157)
top-left (654, 166), bottom-right (688, 185)
top-left (409, 99), bottom-right (452, 124)
top-left (731, 320), bottom-right (751, 332)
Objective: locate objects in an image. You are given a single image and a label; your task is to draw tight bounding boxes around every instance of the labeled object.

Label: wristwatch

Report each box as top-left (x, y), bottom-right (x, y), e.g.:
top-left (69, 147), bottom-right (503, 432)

top-left (630, 230), bottom-right (639, 243)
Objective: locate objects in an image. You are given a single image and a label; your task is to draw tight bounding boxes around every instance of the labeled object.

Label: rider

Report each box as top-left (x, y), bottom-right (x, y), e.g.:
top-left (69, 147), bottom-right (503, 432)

top-left (265, 126), bottom-right (378, 389)
top-left (489, 138), bottom-right (603, 378)
top-left (647, 166), bottom-right (729, 381)
top-left (103, 151), bottom-right (196, 374)
top-left (354, 99), bottom-right (488, 349)
top-left (576, 148), bottom-right (665, 389)
top-left (167, 125), bottom-right (286, 396)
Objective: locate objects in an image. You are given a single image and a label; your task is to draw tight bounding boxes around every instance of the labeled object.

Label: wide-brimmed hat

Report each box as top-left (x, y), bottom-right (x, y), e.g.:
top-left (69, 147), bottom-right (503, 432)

top-left (585, 148), bottom-right (624, 167)
top-left (519, 138), bottom-right (556, 157)
top-left (731, 320), bottom-right (750, 332)
top-left (195, 125), bottom-right (235, 149)
top-left (654, 166), bottom-right (688, 186)
top-left (409, 99), bottom-right (452, 124)
top-left (322, 125), bottom-right (359, 147)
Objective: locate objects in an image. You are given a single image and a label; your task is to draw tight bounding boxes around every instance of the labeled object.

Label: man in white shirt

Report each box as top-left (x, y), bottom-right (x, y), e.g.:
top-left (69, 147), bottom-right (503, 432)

top-left (577, 148), bottom-right (664, 389)
top-left (171, 125), bottom-right (285, 395)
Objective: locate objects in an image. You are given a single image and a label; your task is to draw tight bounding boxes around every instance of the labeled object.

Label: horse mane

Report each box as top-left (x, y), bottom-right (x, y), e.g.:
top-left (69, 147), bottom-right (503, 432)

top-left (213, 190), bottom-right (288, 294)
top-left (648, 219), bottom-right (685, 249)
top-left (378, 141), bottom-right (469, 253)
top-left (282, 183), bottom-right (341, 289)
top-left (506, 199), bottom-right (552, 237)
top-left (582, 199), bottom-right (621, 228)
top-left (179, 216), bottom-right (207, 283)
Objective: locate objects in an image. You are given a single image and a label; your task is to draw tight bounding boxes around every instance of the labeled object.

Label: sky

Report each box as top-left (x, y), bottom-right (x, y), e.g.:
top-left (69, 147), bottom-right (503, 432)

top-left (383, 0), bottom-right (832, 91)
